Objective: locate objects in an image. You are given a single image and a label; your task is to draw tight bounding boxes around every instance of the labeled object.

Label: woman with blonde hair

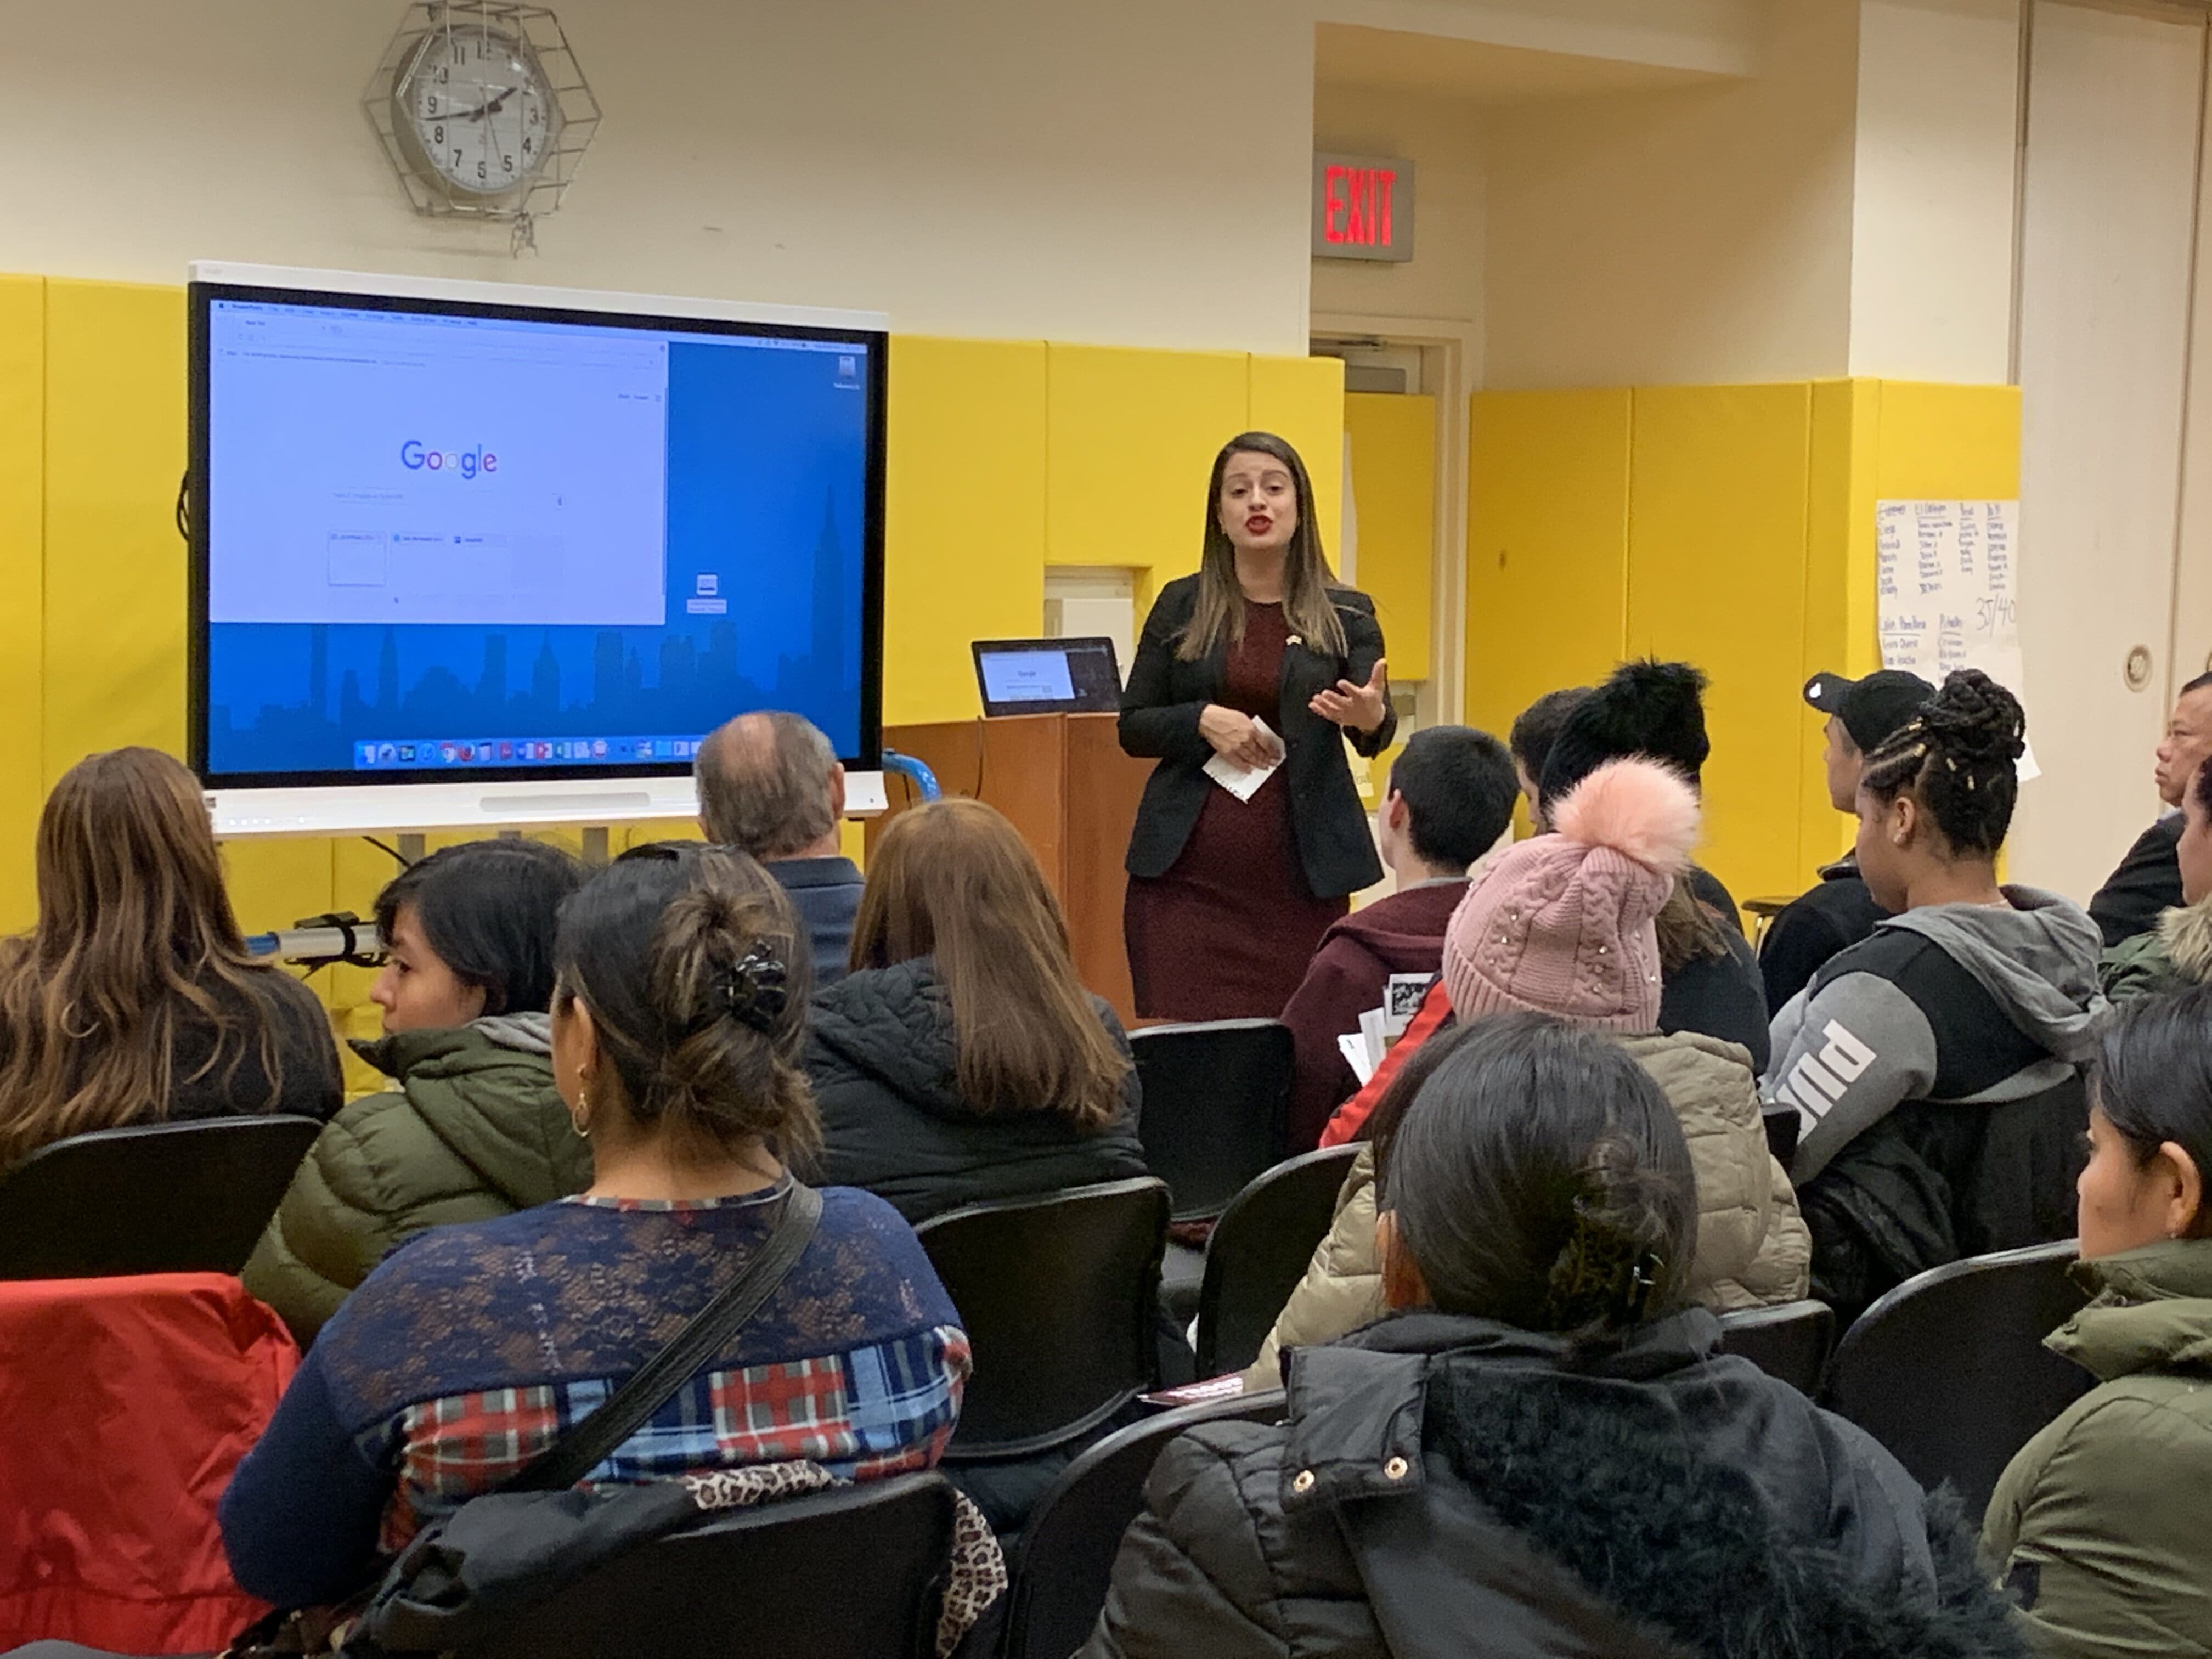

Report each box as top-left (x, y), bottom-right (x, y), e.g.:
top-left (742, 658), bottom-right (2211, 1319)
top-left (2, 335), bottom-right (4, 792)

top-left (1119, 431), bottom-right (1396, 1020)
top-left (806, 798), bottom-right (1146, 1223)
top-left (0, 747), bottom-right (341, 1166)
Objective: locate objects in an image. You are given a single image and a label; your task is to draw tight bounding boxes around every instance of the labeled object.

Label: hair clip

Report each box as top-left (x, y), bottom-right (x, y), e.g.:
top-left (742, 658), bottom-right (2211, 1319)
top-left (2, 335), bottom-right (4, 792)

top-left (1622, 1251), bottom-right (1665, 1321)
top-left (712, 943), bottom-right (788, 1036)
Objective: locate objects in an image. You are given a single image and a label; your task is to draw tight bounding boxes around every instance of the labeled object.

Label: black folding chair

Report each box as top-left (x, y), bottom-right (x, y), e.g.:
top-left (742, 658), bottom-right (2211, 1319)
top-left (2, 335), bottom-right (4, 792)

top-left (1129, 1020), bottom-right (1293, 1223)
top-left (1193, 1144), bottom-right (1360, 1378)
top-left (0, 1115), bottom-right (324, 1279)
top-left (1823, 1238), bottom-right (2093, 1519)
top-left (917, 1178), bottom-right (1170, 1458)
top-left (1000, 1389), bottom-right (1288, 1659)
top-left (1715, 1299), bottom-right (1835, 1396)
top-left (459, 1474), bottom-right (958, 1659)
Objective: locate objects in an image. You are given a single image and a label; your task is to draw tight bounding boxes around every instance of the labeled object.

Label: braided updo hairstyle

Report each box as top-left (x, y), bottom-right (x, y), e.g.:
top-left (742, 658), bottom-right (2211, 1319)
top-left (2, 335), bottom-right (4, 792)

top-left (1858, 668), bottom-right (2027, 859)
top-left (552, 843), bottom-right (819, 1164)
top-left (1378, 1013), bottom-right (1697, 1335)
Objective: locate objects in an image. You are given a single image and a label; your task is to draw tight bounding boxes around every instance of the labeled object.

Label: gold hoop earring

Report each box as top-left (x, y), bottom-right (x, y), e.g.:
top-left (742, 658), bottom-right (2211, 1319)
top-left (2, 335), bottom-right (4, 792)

top-left (571, 1085), bottom-right (591, 1140)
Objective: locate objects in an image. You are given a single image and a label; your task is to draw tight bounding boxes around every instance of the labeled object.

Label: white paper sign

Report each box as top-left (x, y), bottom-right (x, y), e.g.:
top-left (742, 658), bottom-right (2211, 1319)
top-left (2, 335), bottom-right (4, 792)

top-left (1875, 499), bottom-right (2038, 782)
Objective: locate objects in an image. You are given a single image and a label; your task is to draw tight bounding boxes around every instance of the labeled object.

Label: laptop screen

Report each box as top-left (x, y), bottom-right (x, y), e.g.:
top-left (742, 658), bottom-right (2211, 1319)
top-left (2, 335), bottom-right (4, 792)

top-left (971, 637), bottom-right (1123, 717)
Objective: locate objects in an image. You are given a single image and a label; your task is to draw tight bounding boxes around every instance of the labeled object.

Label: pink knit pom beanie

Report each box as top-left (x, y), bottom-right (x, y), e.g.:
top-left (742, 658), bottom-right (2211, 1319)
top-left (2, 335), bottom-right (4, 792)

top-left (1441, 757), bottom-right (1700, 1032)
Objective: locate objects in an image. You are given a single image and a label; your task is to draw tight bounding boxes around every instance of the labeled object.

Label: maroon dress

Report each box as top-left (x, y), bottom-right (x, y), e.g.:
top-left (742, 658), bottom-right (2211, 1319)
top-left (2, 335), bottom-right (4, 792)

top-left (1124, 603), bottom-right (1351, 1020)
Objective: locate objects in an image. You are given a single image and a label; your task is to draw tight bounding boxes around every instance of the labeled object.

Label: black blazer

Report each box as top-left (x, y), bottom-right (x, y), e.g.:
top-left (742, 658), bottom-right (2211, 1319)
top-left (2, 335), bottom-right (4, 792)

top-left (1119, 575), bottom-right (1397, 899)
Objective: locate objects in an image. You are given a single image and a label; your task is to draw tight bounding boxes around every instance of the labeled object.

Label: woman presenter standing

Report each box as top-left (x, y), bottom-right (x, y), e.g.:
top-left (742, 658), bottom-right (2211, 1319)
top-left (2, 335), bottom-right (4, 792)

top-left (1120, 432), bottom-right (1395, 1020)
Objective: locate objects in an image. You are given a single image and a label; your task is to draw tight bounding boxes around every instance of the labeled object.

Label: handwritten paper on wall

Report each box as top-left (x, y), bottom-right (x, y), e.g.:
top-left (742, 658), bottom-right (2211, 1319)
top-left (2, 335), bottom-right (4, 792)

top-left (1875, 499), bottom-right (2036, 781)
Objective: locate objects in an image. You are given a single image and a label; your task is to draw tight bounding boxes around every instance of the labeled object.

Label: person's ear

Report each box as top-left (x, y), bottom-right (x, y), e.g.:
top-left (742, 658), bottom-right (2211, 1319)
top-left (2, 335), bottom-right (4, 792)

top-left (2156, 1141), bottom-right (2204, 1239)
top-left (1891, 792), bottom-right (1918, 849)
top-left (1384, 789), bottom-right (1409, 834)
top-left (1375, 1209), bottom-right (1430, 1311)
top-left (827, 761), bottom-right (848, 823)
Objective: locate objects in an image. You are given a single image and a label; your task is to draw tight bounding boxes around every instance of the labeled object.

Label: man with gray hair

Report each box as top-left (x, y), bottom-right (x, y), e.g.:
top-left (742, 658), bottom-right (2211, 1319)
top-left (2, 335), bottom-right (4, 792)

top-left (695, 711), bottom-right (865, 985)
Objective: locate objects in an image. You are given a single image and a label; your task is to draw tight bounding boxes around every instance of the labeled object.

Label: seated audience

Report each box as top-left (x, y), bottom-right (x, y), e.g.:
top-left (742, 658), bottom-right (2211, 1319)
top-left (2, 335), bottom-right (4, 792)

top-left (0, 747), bottom-right (340, 1167)
top-left (1279, 724), bottom-right (1517, 1150)
top-left (242, 839), bottom-right (588, 1345)
top-left (219, 845), bottom-right (969, 1612)
top-left (2102, 758), bottom-right (2212, 1005)
top-left (1764, 670), bottom-right (2103, 1318)
top-left (2088, 673), bottom-right (2212, 949)
top-left (1260, 759), bottom-right (1808, 1386)
top-left (805, 798), bottom-right (1144, 1223)
top-left (1762, 668), bottom-right (1934, 1012)
top-left (1984, 985), bottom-right (2212, 1658)
top-left (1537, 659), bottom-right (1771, 1068)
top-left (695, 710), bottom-right (864, 985)
top-left (1090, 1016), bottom-right (2018, 1659)
top-left (1505, 685), bottom-right (1588, 826)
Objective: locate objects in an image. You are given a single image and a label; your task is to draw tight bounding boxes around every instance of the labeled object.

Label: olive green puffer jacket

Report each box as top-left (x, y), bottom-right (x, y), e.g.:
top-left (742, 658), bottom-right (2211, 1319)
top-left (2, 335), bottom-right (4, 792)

top-left (242, 1015), bottom-right (591, 1345)
top-left (1983, 1238), bottom-right (2212, 1658)
top-left (2098, 895), bottom-right (2212, 1007)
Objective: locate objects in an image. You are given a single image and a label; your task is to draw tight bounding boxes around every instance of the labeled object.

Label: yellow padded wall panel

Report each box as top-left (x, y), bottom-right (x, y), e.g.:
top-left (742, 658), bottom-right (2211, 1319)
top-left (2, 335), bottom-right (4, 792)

top-left (885, 336), bottom-right (1047, 727)
top-left (1345, 392), bottom-right (1436, 685)
top-left (1247, 354), bottom-right (1346, 565)
top-left (0, 277), bottom-right (42, 934)
top-left (1801, 379), bottom-right (1878, 876)
top-left (1465, 390), bottom-right (1631, 744)
top-left (1627, 383), bottom-right (1813, 911)
top-left (1046, 344), bottom-right (1247, 592)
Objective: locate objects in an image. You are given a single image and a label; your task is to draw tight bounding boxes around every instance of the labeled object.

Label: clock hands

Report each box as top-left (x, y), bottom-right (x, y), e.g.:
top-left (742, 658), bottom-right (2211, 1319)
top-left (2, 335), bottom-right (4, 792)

top-left (444, 83), bottom-right (520, 123)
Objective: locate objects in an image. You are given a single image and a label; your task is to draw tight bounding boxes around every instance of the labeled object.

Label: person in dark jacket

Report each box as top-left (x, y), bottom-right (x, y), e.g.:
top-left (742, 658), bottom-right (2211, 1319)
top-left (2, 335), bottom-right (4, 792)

top-left (1536, 658), bottom-right (1770, 1069)
top-left (1120, 431), bottom-right (1397, 1022)
top-left (1085, 1015), bottom-right (2022, 1659)
top-left (1507, 686), bottom-right (1589, 827)
top-left (1279, 725), bottom-right (1517, 1150)
top-left (1762, 668), bottom-right (1934, 1012)
top-left (696, 710), bottom-right (865, 986)
top-left (0, 748), bottom-right (341, 1169)
top-left (2101, 757), bottom-right (2212, 1006)
top-left (1764, 672), bottom-right (2104, 1321)
top-left (807, 799), bottom-right (1146, 1223)
top-left (244, 838), bottom-right (589, 1345)
top-left (2089, 673), bottom-right (2212, 948)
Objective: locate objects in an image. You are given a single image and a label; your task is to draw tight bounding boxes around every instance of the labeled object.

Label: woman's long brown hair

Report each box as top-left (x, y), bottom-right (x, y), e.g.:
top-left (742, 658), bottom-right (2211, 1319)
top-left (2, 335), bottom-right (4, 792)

top-left (849, 799), bottom-right (1131, 1131)
top-left (1176, 430), bottom-right (1350, 663)
top-left (0, 748), bottom-right (287, 1165)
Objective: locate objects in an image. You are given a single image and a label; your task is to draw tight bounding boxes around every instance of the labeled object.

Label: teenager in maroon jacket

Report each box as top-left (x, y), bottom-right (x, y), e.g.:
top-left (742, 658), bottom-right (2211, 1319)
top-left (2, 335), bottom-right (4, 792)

top-left (1280, 726), bottom-right (1517, 1149)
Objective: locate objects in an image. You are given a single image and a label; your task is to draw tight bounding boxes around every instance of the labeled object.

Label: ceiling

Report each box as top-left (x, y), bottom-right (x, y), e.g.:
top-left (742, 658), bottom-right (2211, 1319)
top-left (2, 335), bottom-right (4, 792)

top-left (1315, 22), bottom-right (1732, 106)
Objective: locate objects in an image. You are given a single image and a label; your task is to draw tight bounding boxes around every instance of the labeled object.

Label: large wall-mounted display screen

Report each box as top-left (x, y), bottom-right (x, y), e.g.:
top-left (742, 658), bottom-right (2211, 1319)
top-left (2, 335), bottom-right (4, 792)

top-left (189, 274), bottom-right (885, 792)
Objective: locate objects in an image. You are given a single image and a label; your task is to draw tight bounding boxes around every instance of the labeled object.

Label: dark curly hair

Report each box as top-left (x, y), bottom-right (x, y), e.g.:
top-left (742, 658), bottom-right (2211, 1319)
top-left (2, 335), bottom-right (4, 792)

top-left (1858, 668), bottom-right (2026, 858)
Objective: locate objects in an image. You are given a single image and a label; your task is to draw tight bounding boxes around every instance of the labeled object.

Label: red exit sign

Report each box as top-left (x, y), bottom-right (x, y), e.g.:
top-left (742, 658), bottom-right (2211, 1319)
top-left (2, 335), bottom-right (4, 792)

top-left (1313, 153), bottom-right (1415, 263)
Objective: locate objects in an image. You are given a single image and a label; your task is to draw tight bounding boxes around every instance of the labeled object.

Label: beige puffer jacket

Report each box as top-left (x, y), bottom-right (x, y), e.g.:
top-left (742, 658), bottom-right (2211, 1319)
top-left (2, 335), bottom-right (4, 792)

top-left (1245, 1028), bottom-right (1810, 1388)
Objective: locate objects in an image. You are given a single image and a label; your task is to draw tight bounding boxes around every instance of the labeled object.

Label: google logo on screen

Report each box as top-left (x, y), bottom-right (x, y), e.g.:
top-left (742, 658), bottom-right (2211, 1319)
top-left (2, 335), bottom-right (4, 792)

top-left (400, 440), bottom-right (498, 478)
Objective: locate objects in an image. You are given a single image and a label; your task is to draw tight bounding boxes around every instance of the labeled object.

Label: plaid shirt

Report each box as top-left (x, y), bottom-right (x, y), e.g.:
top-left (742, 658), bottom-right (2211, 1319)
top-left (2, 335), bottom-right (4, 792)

top-left (382, 1324), bottom-right (968, 1547)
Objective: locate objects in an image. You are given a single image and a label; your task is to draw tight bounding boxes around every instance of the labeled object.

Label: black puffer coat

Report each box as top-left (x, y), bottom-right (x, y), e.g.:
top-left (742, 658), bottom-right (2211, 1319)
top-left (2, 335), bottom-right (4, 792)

top-left (804, 958), bottom-right (1149, 1224)
top-left (1084, 1310), bottom-right (2024, 1659)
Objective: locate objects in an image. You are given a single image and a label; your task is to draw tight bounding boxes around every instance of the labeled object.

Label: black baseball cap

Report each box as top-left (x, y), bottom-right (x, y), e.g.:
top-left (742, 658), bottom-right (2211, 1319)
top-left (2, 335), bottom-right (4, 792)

top-left (1803, 669), bottom-right (1935, 753)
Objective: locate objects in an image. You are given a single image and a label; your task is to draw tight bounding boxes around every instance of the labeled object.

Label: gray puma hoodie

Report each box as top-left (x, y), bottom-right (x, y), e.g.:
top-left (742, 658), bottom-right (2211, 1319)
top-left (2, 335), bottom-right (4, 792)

top-left (1763, 886), bottom-right (2106, 1183)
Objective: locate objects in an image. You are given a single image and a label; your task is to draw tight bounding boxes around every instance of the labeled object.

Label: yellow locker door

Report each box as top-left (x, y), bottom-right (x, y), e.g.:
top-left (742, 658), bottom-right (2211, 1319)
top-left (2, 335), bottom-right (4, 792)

top-left (1465, 390), bottom-right (1632, 743)
top-left (1045, 344), bottom-right (1249, 603)
top-left (1626, 384), bottom-right (1813, 910)
top-left (0, 277), bottom-right (42, 934)
top-left (885, 336), bottom-right (1049, 727)
top-left (1345, 392), bottom-right (1435, 685)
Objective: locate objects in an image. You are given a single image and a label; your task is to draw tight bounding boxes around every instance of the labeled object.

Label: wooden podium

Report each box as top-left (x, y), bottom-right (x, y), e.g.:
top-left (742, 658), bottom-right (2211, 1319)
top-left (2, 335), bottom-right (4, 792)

top-left (872, 713), bottom-right (1152, 1024)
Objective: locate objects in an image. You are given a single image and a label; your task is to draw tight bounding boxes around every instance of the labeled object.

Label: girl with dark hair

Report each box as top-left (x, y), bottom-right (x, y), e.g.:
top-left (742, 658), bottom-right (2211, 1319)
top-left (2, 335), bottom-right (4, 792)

top-left (1763, 670), bottom-right (2105, 1317)
top-left (1086, 1016), bottom-right (2023, 1659)
top-left (1119, 431), bottom-right (1397, 1020)
top-left (0, 747), bottom-right (341, 1166)
top-left (221, 845), bottom-right (974, 1616)
top-left (1984, 985), bottom-right (2212, 1656)
top-left (807, 799), bottom-right (1145, 1223)
top-left (2100, 756), bottom-right (2212, 1003)
top-left (243, 838), bottom-right (590, 1344)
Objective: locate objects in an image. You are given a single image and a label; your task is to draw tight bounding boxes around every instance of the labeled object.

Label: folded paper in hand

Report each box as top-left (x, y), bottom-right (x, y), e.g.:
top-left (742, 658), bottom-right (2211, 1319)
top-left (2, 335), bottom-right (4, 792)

top-left (1203, 718), bottom-right (1285, 802)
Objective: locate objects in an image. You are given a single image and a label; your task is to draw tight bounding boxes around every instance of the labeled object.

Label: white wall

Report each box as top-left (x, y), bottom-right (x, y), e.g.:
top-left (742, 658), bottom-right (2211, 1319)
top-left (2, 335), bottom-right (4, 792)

top-left (1478, 1), bottom-right (1861, 388)
top-left (1848, 0), bottom-right (2021, 383)
top-left (0, 0), bottom-right (1316, 352)
top-left (2011, 0), bottom-right (2205, 898)
top-left (1311, 84), bottom-right (1487, 330)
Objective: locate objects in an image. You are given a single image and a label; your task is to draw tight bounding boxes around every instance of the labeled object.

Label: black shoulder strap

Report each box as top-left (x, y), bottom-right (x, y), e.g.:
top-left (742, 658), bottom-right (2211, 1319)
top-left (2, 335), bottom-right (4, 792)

top-left (505, 1180), bottom-right (824, 1495)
